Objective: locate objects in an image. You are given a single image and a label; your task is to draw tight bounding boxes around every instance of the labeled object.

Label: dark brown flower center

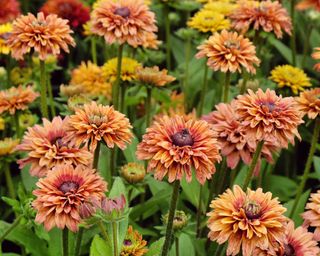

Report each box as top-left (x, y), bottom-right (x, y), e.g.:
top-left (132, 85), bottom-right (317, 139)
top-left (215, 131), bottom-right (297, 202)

top-left (59, 181), bottom-right (79, 194)
top-left (283, 244), bottom-right (295, 256)
top-left (123, 239), bottom-right (132, 246)
top-left (171, 129), bottom-right (194, 147)
top-left (114, 7), bottom-right (130, 18)
top-left (244, 201), bottom-right (261, 220)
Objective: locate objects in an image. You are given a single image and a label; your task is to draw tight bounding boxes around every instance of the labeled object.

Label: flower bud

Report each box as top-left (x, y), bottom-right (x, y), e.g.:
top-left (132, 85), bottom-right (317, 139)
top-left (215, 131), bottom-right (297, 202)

top-left (121, 162), bottom-right (146, 184)
top-left (162, 210), bottom-right (189, 231)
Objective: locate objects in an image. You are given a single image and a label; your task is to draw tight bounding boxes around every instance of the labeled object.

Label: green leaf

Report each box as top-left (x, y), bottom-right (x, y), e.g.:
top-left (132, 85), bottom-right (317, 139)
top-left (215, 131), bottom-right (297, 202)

top-left (265, 175), bottom-right (297, 201)
top-left (90, 235), bottom-right (112, 256)
top-left (313, 156), bottom-right (320, 180)
top-left (176, 234), bottom-right (195, 256)
top-left (267, 36), bottom-right (292, 63)
top-left (181, 174), bottom-right (200, 208)
top-left (145, 237), bottom-right (165, 256)
top-left (21, 165), bottom-right (38, 192)
top-left (109, 177), bottom-right (127, 200)
top-left (122, 136), bottom-right (142, 163)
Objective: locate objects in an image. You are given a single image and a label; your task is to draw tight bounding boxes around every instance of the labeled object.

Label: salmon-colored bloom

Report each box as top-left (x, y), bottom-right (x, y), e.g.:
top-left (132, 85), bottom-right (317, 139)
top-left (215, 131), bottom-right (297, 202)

top-left (136, 115), bottom-right (221, 184)
top-left (296, 88), bottom-right (320, 119)
top-left (65, 101), bottom-right (133, 151)
top-left (236, 89), bottom-right (303, 148)
top-left (254, 220), bottom-right (320, 256)
top-left (202, 101), bottom-right (277, 170)
top-left (311, 47), bottom-right (320, 71)
top-left (135, 66), bottom-right (176, 87)
top-left (297, 0), bottom-right (320, 11)
top-left (0, 0), bottom-right (20, 24)
top-left (7, 12), bottom-right (75, 60)
top-left (0, 85), bottom-right (39, 115)
top-left (302, 190), bottom-right (320, 241)
top-left (16, 116), bottom-right (92, 177)
top-left (196, 30), bottom-right (260, 74)
top-left (0, 138), bottom-right (19, 156)
top-left (229, 0), bottom-right (292, 39)
top-left (40, 0), bottom-right (90, 29)
top-left (121, 226), bottom-right (148, 256)
top-left (207, 185), bottom-right (287, 256)
top-left (91, 0), bottom-right (157, 47)
top-left (32, 164), bottom-right (107, 232)
top-left (142, 31), bottom-right (161, 49)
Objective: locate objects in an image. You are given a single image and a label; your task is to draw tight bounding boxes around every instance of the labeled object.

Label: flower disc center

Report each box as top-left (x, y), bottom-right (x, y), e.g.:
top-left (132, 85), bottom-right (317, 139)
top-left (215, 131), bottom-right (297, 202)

top-left (260, 101), bottom-right (276, 112)
top-left (171, 128), bottom-right (194, 147)
top-left (283, 243), bottom-right (295, 256)
top-left (59, 181), bottom-right (79, 194)
top-left (123, 239), bottom-right (132, 246)
top-left (114, 7), bottom-right (131, 18)
top-left (244, 201), bottom-right (261, 220)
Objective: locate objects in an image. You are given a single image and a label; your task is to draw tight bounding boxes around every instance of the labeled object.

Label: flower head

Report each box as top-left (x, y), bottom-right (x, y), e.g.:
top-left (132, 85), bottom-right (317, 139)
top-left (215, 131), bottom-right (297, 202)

top-left (269, 65), bottom-right (311, 94)
top-left (302, 190), bottom-right (320, 241)
top-left (91, 0), bottom-right (157, 47)
top-left (121, 162), bottom-right (146, 184)
top-left (203, 1), bottom-right (237, 15)
top-left (229, 0), bottom-right (292, 39)
top-left (0, 85), bottom-right (39, 115)
top-left (296, 88), bottom-right (320, 119)
top-left (135, 66), bottom-right (176, 87)
top-left (163, 210), bottom-right (189, 231)
top-left (102, 57), bottom-right (141, 83)
top-left (0, 0), bottom-right (20, 24)
top-left (0, 23), bottom-right (12, 54)
top-left (120, 226), bottom-right (148, 256)
top-left (40, 0), bottom-right (90, 29)
top-left (32, 164), bottom-right (107, 232)
top-left (297, 0), bottom-right (320, 11)
top-left (136, 115), bottom-right (221, 184)
top-left (203, 101), bottom-right (277, 170)
top-left (187, 9), bottom-right (231, 33)
top-left (207, 185), bottom-right (287, 256)
top-left (0, 117), bottom-right (4, 130)
top-left (0, 138), bottom-right (19, 156)
top-left (196, 30), bottom-right (260, 74)
top-left (311, 47), bottom-right (320, 71)
top-left (67, 95), bottom-right (91, 112)
top-left (70, 61), bottom-right (112, 99)
top-left (7, 12), bottom-right (75, 60)
top-left (65, 101), bottom-right (133, 151)
top-left (236, 89), bottom-right (303, 148)
top-left (16, 116), bottom-right (92, 177)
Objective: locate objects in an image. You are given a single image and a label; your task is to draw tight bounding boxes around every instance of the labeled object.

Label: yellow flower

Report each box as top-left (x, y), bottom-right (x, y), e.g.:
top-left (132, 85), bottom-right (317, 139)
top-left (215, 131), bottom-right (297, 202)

top-left (269, 65), bottom-right (311, 94)
top-left (0, 23), bottom-right (12, 55)
top-left (70, 61), bottom-right (112, 99)
top-left (102, 57), bottom-right (142, 83)
top-left (83, 21), bottom-right (93, 37)
top-left (0, 138), bottom-right (19, 156)
top-left (203, 1), bottom-right (237, 15)
top-left (10, 67), bottom-right (32, 86)
top-left (0, 117), bottom-right (5, 130)
top-left (187, 9), bottom-right (230, 33)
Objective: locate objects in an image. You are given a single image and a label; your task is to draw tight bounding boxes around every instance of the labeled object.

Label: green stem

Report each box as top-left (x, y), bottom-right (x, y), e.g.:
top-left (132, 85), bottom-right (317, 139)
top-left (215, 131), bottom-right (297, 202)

top-left (161, 180), bottom-right (180, 256)
top-left (289, 118), bottom-right (320, 218)
top-left (98, 221), bottom-right (111, 244)
top-left (47, 78), bottom-right (56, 118)
top-left (290, 0), bottom-right (296, 66)
top-left (175, 237), bottom-right (179, 256)
top-left (0, 215), bottom-right (22, 243)
top-left (120, 84), bottom-right (126, 113)
top-left (164, 4), bottom-right (171, 70)
top-left (217, 160), bottom-right (228, 194)
top-left (113, 44), bottom-right (124, 110)
top-left (93, 142), bottom-right (101, 170)
top-left (6, 55), bottom-right (11, 88)
top-left (242, 141), bottom-right (264, 190)
top-left (91, 36), bottom-right (97, 64)
top-left (184, 37), bottom-right (191, 111)
top-left (4, 163), bottom-right (15, 199)
top-left (40, 60), bottom-right (48, 118)
top-left (239, 71), bottom-right (249, 95)
top-left (112, 222), bottom-right (118, 256)
top-left (222, 71), bottom-right (231, 102)
top-left (145, 87), bottom-right (152, 127)
top-left (14, 112), bottom-right (20, 138)
top-left (74, 227), bottom-right (84, 256)
top-left (197, 64), bottom-right (208, 117)
top-left (62, 228), bottom-right (69, 256)
top-left (301, 24), bottom-right (313, 68)
top-left (110, 148), bottom-right (118, 182)
top-left (196, 185), bottom-right (203, 237)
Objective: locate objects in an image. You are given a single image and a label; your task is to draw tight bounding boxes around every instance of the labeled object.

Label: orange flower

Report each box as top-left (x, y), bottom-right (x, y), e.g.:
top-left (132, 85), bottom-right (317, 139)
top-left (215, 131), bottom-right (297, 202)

top-left (196, 30), bottom-right (260, 74)
top-left (207, 185), bottom-right (287, 256)
top-left (135, 66), bottom-right (176, 87)
top-left (0, 85), bottom-right (39, 115)
top-left (302, 190), bottom-right (320, 241)
top-left (7, 12), bottom-right (75, 60)
top-left (142, 31), bottom-right (161, 49)
top-left (229, 0), bottom-right (292, 39)
top-left (16, 116), bottom-right (92, 177)
top-left (136, 115), bottom-right (221, 184)
top-left (202, 101), bottom-right (277, 170)
top-left (235, 89), bottom-right (303, 149)
top-left (121, 226), bottom-right (148, 256)
top-left (296, 0), bottom-right (320, 11)
top-left (91, 0), bottom-right (157, 47)
top-left (32, 164), bottom-right (107, 232)
top-left (311, 47), bottom-right (320, 71)
top-left (296, 88), bottom-right (320, 119)
top-left (0, 0), bottom-right (20, 24)
top-left (65, 101), bottom-right (133, 151)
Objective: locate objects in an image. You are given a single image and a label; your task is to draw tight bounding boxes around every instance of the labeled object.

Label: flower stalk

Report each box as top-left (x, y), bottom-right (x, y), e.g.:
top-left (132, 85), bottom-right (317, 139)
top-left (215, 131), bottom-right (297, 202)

top-left (113, 44), bottom-right (124, 110)
top-left (164, 4), bottom-right (171, 70)
top-left (91, 36), bottom-right (97, 64)
top-left (145, 87), bottom-right (152, 127)
top-left (112, 221), bottom-right (118, 256)
top-left (0, 215), bottom-right (22, 244)
top-left (40, 60), bottom-right (48, 118)
top-left (62, 228), bottom-right (69, 256)
top-left (4, 163), bottom-right (15, 199)
top-left (223, 71), bottom-right (231, 102)
top-left (93, 142), bottom-right (101, 170)
top-left (198, 63), bottom-right (208, 117)
top-left (74, 227), bottom-right (84, 256)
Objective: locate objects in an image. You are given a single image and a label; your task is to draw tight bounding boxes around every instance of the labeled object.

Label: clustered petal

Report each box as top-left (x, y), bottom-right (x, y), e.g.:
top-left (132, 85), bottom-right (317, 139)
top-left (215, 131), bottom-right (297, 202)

top-left (120, 226), bottom-right (148, 256)
top-left (135, 66), bottom-right (176, 87)
top-left (32, 164), bottom-right (107, 232)
top-left (136, 115), bottom-right (221, 184)
top-left (302, 190), bottom-right (320, 241)
top-left (296, 88), bottom-right (320, 119)
top-left (0, 0), bottom-right (20, 24)
top-left (0, 137), bottom-right (19, 156)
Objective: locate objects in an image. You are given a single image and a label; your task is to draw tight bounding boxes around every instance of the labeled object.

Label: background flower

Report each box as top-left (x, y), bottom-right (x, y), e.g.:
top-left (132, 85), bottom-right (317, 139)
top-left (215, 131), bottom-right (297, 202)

top-left (0, 0), bottom-right (20, 24)
top-left (296, 88), bottom-right (320, 119)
